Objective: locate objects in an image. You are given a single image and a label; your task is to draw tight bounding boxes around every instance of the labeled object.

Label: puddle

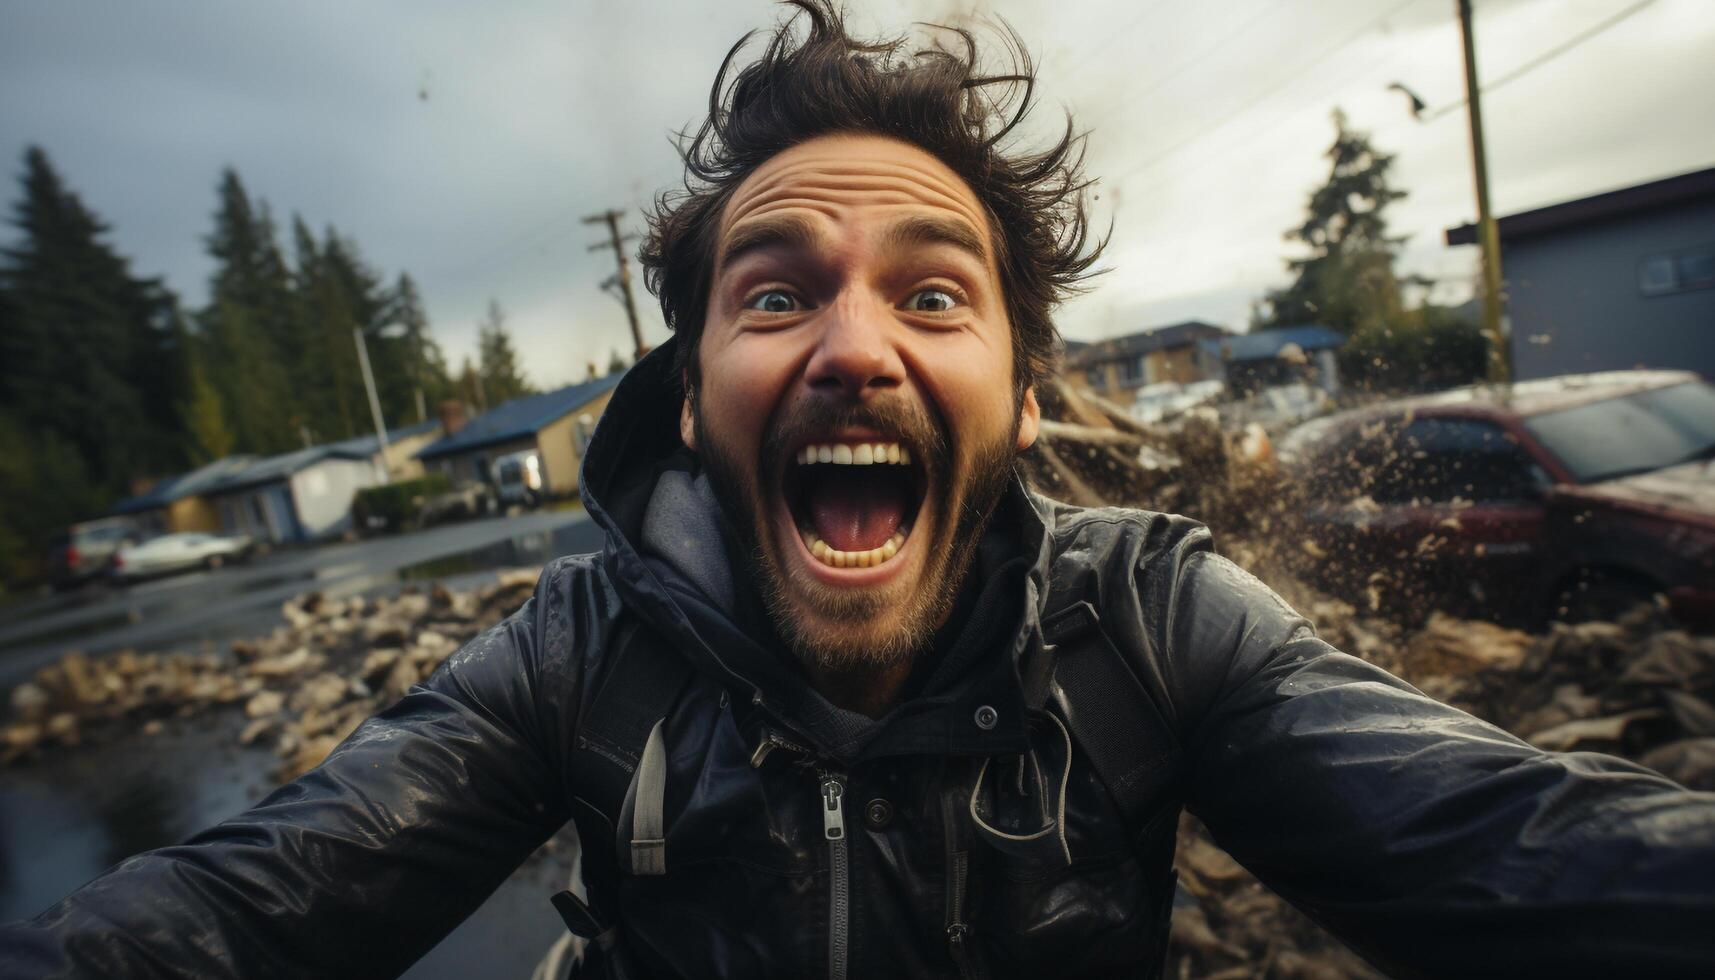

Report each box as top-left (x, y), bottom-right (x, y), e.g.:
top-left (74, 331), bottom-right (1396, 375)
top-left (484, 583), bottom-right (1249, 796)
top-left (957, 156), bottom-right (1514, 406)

top-left (395, 522), bottom-right (605, 582)
top-left (0, 716), bottom-right (579, 977)
top-left (0, 714), bottom-right (276, 922)
top-left (0, 516), bottom-right (598, 973)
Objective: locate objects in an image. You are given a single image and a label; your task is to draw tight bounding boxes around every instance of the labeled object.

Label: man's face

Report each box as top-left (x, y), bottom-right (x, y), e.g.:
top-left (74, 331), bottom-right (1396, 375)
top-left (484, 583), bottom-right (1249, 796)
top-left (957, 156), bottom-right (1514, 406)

top-left (683, 133), bottom-right (1040, 669)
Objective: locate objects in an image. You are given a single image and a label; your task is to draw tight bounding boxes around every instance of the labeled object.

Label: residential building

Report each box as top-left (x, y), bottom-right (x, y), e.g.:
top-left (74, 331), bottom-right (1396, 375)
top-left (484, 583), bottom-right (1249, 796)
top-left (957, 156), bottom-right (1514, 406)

top-left (110, 456), bottom-right (258, 537)
top-left (1201, 325), bottom-right (1344, 396)
top-left (415, 373), bottom-right (624, 496)
top-left (205, 444), bottom-right (384, 544)
top-left (1446, 166), bottom-right (1715, 380)
top-left (325, 417), bottom-right (443, 483)
top-left (1064, 321), bottom-right (1232, 399)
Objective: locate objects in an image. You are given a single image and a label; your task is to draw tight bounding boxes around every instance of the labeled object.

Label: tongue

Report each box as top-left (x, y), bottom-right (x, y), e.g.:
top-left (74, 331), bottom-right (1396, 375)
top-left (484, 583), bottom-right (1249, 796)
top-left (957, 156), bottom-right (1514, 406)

top-left (808, 470), bottom-right (907, 553)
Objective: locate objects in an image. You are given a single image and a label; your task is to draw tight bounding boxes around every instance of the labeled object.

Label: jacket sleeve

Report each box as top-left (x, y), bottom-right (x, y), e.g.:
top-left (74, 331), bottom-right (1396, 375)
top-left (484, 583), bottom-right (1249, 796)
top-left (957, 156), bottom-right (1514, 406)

top-left (0, 565), bottom-right (587, 979)
top-left (1165, 545), bottom-right (1715, 979)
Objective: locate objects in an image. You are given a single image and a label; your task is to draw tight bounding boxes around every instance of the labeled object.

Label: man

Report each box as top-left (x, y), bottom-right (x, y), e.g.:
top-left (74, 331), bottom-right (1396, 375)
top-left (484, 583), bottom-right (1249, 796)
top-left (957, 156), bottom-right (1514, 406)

top-left (6, 3), bottom-right (1715, 978)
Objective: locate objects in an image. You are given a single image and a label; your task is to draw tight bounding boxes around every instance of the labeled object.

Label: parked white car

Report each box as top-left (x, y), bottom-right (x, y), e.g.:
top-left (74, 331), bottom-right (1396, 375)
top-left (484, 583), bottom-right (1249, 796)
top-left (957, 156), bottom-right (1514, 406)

top-left (111, 532), bottom-right (255, 581)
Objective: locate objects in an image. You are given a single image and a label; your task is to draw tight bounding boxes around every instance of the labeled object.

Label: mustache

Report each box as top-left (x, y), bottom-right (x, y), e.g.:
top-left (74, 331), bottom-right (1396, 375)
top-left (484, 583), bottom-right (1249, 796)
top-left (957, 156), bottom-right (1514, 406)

top-left (760, 395), bottom-right (947, 475)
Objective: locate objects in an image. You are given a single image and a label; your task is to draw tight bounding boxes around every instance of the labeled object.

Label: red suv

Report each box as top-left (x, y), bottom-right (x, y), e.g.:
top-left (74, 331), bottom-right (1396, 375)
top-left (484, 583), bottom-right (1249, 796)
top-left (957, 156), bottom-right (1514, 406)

top-left (1277, 371), bottom-right (1715, 628)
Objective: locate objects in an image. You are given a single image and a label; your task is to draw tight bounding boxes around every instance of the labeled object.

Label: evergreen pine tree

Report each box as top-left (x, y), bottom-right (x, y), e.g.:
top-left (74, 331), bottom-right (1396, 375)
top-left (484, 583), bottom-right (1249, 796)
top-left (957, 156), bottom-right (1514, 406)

top-left (1258, 110), bottom-right (1488, 392)
top-left (201, 169), bottom-right (299, 452)
top-left (0, 146), bottom-right (187, 583)
top-left (391, 273), bottom-right (452, 422)
top-left (0, 146), bottom-right (186, 491)
top-left (456, 356), bottom-right (487, 413)
top-left (1258, 110), bottom-right (1406, 335)
top-left (476, 299), bottom-right (534, 404)
top-left (182, 347), bottom-right (236, 463)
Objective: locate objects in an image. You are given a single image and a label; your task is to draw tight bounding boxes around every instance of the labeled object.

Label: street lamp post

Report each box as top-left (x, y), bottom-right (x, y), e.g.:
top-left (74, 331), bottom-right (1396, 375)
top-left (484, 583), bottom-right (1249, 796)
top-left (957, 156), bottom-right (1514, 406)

top-left (353, 322), bottom-right (409, 483)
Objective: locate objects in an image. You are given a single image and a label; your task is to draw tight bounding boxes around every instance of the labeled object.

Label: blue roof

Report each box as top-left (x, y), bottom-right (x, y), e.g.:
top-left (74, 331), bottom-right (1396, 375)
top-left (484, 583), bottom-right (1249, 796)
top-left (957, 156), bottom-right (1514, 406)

top-left (1200, 325), bottom-right (1345, 363)
top-left (205, 443), bottom-right (374, 494)
top-left (323, 416), bottom-right (441, 458)
top-left (416, 373), bottom-right (623, 461)
top-left (113, 418), bottom-right (446, 512)
top-left (112, 455), bottom-right (258, 514)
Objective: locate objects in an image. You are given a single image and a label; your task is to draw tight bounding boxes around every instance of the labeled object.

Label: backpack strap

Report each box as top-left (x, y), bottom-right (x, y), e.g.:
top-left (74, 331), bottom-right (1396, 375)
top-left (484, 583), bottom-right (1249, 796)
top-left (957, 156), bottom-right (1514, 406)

top-left (1038, 592), bottom-right (1183, 826)
top-left (568, 616), bottom-right (692, 876)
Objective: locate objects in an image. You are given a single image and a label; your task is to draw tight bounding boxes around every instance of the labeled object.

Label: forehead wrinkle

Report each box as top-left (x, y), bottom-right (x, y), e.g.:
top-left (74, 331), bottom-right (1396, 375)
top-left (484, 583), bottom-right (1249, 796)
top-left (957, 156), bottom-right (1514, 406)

top-left (722, 145), bottom-right (989, 240)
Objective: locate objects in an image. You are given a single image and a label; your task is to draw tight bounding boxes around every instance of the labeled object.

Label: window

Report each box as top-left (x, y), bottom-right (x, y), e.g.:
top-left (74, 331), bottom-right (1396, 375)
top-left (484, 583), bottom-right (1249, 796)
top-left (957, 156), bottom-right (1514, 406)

top-left (1638, 243), bottom-right (1715, 296)
top-left (1525, 381), bottom-right (1715, 482)
top-left (1372, 418), bottom-right (1542, 505)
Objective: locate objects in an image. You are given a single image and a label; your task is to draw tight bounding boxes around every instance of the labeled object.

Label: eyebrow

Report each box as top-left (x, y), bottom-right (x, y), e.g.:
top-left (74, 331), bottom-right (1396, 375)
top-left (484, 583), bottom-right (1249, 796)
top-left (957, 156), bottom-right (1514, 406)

top-left (881, 214), bottom-right (990, 265)
top-left (715, 211), bottom-right (992, 275)
top-left (716, 214), bottom-right (822, 274)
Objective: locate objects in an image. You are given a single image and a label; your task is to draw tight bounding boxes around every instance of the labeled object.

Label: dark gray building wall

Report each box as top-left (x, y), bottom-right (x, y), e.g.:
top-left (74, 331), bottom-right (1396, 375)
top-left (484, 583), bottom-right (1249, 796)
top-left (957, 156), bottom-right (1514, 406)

top-left (1503, 198), bottom-right (1715, 379)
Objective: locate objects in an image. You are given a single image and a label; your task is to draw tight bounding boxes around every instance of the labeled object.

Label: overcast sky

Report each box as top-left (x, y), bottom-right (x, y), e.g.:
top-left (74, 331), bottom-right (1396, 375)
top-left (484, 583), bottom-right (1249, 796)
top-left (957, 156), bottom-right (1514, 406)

top-left (4, 0), bottom-right (1712, 389)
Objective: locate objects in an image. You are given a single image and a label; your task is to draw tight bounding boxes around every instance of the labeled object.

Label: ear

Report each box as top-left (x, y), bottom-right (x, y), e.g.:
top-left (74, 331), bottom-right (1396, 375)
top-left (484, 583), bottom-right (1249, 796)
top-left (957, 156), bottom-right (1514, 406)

top-left (1015, 385), bottom-right (1041, 451)
top-left (679, 375), bottom-right (699, 451)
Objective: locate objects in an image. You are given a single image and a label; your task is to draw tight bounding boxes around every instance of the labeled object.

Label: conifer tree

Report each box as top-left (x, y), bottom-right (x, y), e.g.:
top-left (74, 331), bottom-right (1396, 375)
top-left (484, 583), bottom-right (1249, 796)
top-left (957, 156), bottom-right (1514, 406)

top-left (476, 299), bottom-right (534, 404)
top-left (1258, 110), bottom-right (1487, 391)
top-left (456, 356), bottom-right (488, 413)
top-left (1259, 110), bottom-right (1406, 335)
top-left (391, 273), bottom-right (452, 422)
top-left (201, 170), bottom-right (299, 452)
top-left (0, 146), bottom-right (186, 490)
top-left (182, 348), bottom-right (235, 463)
top-left (0, 146), bottom-right (186, 583)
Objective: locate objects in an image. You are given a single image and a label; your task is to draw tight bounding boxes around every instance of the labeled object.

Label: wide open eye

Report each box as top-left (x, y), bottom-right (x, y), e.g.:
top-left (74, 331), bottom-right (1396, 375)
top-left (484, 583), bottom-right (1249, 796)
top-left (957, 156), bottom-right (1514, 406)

top-left (906, 289), bottom-right (957, 313)
top-left (747, 290), bottom-right (800, 314)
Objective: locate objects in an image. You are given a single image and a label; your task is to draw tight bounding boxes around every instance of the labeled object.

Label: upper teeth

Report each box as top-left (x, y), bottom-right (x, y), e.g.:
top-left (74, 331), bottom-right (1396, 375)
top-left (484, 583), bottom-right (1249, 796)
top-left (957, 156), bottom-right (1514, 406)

top-left (797, 442), bottom-right (911, 465)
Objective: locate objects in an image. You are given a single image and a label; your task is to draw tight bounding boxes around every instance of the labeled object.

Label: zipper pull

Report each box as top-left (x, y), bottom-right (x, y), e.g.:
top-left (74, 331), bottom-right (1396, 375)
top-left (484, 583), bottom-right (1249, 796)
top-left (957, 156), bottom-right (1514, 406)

top-left (821, 773), bottom-right (846, 841)
top-left (750, 740), bottom-right (775, 769)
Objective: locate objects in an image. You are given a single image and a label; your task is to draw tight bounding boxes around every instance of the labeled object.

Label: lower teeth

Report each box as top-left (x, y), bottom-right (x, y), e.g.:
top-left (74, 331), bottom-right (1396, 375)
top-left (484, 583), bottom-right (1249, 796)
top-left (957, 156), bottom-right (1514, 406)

top-left (807, 528), bottom-right (908, 568)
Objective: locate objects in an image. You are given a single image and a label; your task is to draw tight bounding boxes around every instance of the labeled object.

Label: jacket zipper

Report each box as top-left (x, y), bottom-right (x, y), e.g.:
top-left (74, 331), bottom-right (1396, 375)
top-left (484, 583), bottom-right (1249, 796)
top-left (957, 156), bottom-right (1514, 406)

top-left (943, 784), bottom-right (980, 980)
top-left (820, 770), bottom-right (849, 980)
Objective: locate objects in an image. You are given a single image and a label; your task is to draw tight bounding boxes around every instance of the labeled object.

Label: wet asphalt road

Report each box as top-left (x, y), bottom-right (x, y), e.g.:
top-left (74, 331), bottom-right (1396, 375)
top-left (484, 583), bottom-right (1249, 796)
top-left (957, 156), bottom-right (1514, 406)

top-left (0, 511), bottom-right (604, 689)
top-left (0, 511), bottom-right (605, 977)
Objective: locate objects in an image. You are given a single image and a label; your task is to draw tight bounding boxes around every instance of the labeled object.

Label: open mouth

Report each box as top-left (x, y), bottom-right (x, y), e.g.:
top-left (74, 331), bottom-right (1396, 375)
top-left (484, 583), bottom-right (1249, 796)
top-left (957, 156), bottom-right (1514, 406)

top-left (783, 439), bottom-right (926, 570)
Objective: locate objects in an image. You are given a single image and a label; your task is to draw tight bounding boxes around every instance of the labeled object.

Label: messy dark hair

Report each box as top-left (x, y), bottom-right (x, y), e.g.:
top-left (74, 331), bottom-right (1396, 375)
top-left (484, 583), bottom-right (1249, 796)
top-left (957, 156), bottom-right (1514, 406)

top-left (640, 0), bottom-right (1103, 396)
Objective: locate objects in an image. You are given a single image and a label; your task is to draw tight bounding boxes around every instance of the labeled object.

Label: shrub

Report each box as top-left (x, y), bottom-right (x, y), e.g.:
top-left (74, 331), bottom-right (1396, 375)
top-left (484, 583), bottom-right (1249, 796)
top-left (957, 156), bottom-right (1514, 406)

top-left (353, 473), bottom-right (452, 533)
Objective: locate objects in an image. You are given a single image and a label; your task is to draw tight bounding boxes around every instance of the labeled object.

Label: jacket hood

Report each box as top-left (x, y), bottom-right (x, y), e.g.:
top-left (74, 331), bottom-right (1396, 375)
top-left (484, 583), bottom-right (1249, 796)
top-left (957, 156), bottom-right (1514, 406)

top-left (578, 336), bottom-right (1056, 763)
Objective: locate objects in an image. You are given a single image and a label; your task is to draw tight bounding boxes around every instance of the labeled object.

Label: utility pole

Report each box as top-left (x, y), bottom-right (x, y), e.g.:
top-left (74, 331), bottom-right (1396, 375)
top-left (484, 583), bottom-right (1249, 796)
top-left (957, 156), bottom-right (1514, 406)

top-left (584, 208), bottom-right (648, 362)
top-left (1456, 0), bottom-right (1510, 383)
top-left (352, 327), bottom-right (393, 482)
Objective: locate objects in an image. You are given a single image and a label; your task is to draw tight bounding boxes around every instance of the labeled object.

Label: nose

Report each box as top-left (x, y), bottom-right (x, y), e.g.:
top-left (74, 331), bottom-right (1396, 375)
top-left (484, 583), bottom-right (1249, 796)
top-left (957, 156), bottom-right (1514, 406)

top-left (803, 291), bottom-right (905, 400)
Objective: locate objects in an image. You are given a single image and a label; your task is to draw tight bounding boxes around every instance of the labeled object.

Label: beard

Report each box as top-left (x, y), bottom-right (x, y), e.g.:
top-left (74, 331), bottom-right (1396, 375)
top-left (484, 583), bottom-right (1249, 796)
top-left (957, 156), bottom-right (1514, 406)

top-left (695, 391), bottom-right (1019, 673)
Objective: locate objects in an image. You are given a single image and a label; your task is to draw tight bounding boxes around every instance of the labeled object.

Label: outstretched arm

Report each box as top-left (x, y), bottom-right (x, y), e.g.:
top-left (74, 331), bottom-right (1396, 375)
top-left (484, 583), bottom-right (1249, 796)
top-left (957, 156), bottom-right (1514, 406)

top-left (0, 568), bottom-right (582, 979)
top-left (1167, 549), bottom-right (1715, 979)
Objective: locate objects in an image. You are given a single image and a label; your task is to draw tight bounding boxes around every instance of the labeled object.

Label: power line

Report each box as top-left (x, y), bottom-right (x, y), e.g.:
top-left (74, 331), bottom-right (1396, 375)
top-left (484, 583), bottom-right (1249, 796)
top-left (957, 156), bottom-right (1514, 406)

top-left (1423, 0), bottom-right (1658, 120)
top-left (1111, 0), bottom-right (1423, 185)
top-left (1070, 0), bottom-right (1283, 117)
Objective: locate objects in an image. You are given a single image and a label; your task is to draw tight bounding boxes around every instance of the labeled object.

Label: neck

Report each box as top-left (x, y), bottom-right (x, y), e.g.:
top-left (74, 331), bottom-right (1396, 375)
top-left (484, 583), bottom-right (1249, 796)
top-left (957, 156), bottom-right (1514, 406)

top-left (803, 657), bottom-right (915, 718)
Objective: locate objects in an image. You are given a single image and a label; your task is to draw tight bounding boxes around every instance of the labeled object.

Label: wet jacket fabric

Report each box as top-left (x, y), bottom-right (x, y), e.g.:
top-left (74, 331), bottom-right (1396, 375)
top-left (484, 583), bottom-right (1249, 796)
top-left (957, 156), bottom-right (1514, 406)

top-left (6, 342), bottom-right (1715, 979)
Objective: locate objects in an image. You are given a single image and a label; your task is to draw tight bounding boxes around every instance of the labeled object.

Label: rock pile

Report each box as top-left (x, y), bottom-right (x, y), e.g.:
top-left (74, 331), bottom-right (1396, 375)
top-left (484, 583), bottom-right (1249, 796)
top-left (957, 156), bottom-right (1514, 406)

top-left (2, 570), bottom-right (540, 779)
